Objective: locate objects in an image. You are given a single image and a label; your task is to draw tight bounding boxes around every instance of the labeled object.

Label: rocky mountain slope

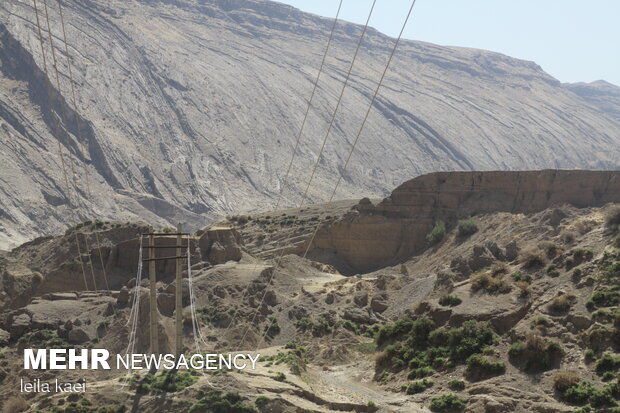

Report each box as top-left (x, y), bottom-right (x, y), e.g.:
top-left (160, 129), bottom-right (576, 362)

top-left (1, 0), bottom-right (620, 250)
top-left (0, 170), bottom-right (619, 412)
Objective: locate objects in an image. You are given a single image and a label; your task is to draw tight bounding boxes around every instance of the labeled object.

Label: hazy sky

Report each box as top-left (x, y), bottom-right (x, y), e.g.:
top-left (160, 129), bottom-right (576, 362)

top-left (277, 0), bottom-right (620, 86)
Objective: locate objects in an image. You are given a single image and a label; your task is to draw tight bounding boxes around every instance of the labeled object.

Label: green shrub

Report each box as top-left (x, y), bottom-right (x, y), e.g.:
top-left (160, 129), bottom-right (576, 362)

top-left (596, 353), bottom-right (620, 375)
top-left (438, 294), bottom-right (462, 307)
top-left (512, 272), bottom-right (532, 283)
top-left (408, 366), bottom-right (434, 379)
top-left (254, 396), bottom-right (270, 408)
top-left (150, 370), bottom-right (197, 393)
top-left (427, 221), bottom-right (446, 245)
top-left (377, 317), bottom-right (497, 381)
top-left (465, 354), bottom-right (505, 380)
top-left (264, 317), bottom-right (281, 339)
top-left (589, 291), bottom-right (620, 308)
top-left (274, 372), bottom-right (286, 382)
top-left (447, 379), bottom-right (465, 391)
top-left (546, 264), bottom-right (560, 277)
top-left (405, 379), bottom-right (434, 394)
top-left (189, 390), bottom-right (257, 413)
top-left (509, 334), bottom-right (563, 372)
top-left (457, 219), bottom-right (478, 237)
top-left (429, 394), bottom-right (467, 412)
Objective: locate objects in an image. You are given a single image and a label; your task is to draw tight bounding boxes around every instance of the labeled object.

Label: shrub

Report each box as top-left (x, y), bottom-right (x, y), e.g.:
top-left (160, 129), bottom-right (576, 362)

top-left (509, 333), bottom-right (563, 372)
top-left (589, 291), bottom-right (620, 308)
top-left (264, 317), bottom-right (281, 339)
top-left (512, 272), bottom-right (532, 283)
top-left (605, 206), bottom-right (620, 232)
top-left (596, 353), bottom-right (620, 375)
top-left (465, 354), bottom-right (505, 380)
top-left (515, 281), bottom-right (531, 298)
top-left (470, 271), bottom-right (511, 294)
top-left (520, 247), bottom-right (546, 268)
top-left (254, 396), bottom-right (270, 408)
top-left (553, 371), bottom-right (581, 392)
top-left (274, 372), bottom-right (286, 382)
top-left (405, 379), bottom-right (434, 394)
top-left (150, 370), bottom-right (198, 393)
top-left (547, 293), bottom-right (576, 313)
top-left (457, 219), bottom-right (478, 237)
top-left (560, 230), bottom-right (576, 244)
top-left (408, 366), bottom-right (434, 379)
top-left (427, 221), bottom-right (446, 245)
top-left (546, 264), bottom-right (560, 277)
top-left (429, 394), bottom-right (467, 412)
top-left (189, 390), bottom-right (257, 413)
top-left (438, 294), bottom-right (462, 307)
top-left (539, 241), bottom-right (559, 259)
top-left (447, 379), bottom-right (466, 391)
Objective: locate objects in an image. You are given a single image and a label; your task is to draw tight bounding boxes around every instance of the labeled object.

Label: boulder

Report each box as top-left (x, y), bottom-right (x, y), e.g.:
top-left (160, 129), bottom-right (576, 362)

top-left (370, 296), bottom-right (388, 313)
top-left (68, 328), bottom-right (90, 344)
top-left (117, 287), bottom-right (130, 306)
top-left (10, 313), bottom-right (31, 338)
top-left (353, 292), bottom-right (368, 307)
top-left (342, 308), bottom-right (378, 325)
top-left (157, 293), bottom-right (175, 317)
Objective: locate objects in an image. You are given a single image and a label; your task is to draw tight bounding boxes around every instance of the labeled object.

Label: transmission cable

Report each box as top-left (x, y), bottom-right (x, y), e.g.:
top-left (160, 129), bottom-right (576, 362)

top-left (238, 0), bottom-right (378, 349)
top-left (252, 0), bottom-right (419, 351)
top-left (218, 0), bottom-right (345, 340)
top-left (31, 0), bottom-right (89, 290)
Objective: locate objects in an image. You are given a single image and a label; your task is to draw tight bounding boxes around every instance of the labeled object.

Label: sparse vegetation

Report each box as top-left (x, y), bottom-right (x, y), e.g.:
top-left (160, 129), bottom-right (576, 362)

top-left (457, 219), bottom-right (478, 237)
top-left (429, 394), bottom-right (467, 412)
top-left (520, 247), bottom-right (546, 268)
top-left (470, 270), bottom-right (511, 294)
top-left (404, 379), bottom-right (434, 394)
top-left (376, 317), bottom-right (498, 381)
top-left (447, 379), bottom-right (466, 391)
top-left (438, 294), bottom-right (462, 307)
top-left (547, 293), bottom-right (576, 313)
top-left (509, 333), bottom-right (563, 372)
top-left (605, 206), bottom-right (620, 233)
top-left (189, 390), bottom-right (257, 413)
top-left (427, 221), bottom-right (446, 245)
top-left (465, 354), bottom-right (505, 380)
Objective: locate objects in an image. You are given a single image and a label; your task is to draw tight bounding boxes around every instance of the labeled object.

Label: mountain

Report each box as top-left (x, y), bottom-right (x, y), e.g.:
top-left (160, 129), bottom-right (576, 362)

top-left (1, 0), bottom-right (619, 249)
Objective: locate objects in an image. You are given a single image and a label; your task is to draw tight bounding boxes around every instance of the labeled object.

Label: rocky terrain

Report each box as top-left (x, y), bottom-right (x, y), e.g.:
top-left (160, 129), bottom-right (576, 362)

top-left (1, 0), bottom-right (620, 249)
top-left (0, 170), bottom-right (619, 412)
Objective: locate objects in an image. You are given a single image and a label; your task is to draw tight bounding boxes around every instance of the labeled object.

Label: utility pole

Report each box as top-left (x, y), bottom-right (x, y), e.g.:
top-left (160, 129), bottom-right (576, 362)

top-left (149, 233), bottom-right (159, 355)
top-left (175, 223), bottom-right (183, 357)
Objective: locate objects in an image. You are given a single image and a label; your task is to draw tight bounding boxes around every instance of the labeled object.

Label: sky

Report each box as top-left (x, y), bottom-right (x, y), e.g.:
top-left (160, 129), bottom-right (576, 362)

top-left (277, 0), bottom-right (620, 86)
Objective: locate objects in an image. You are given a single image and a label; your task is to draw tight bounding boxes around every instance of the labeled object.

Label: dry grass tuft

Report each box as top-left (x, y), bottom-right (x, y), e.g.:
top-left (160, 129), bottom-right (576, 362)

top-left (553, 371), bottom-right (581, 392)
top-left (3, 397), bottom-right (28, 413)
top-left (547, 293), bottom-right (577, 313)
top-left (520, 247), bottom-right (546, 268)
top-left (471, 271), bottom-right (511, 294)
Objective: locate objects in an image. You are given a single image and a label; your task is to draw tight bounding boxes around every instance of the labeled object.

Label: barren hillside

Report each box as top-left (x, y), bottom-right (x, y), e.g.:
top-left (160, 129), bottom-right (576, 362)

top-left (1, 0), bottom-right (620, 251)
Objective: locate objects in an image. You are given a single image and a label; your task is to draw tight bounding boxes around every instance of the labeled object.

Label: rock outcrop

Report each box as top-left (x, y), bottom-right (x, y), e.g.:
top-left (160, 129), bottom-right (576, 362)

top-left (311, 170), bottom-right (620, 273)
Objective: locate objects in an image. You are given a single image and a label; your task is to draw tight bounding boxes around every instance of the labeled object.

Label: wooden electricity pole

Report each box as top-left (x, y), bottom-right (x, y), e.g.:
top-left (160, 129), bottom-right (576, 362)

top-left (149, 233), bottom-right (159, 355)
top-left (175, 223), bottom-right (183, 357)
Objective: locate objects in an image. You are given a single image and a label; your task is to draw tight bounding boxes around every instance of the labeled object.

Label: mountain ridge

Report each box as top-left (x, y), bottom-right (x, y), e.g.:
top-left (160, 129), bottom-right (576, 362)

top-left (0, 0), bottom-right (619, 249)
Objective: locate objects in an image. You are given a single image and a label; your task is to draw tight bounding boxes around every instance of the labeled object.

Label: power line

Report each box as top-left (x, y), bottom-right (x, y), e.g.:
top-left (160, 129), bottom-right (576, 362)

top-left (238, 0), bottom-right (379, 350)
top-left (253, 0), bottom-right (419, 351)
top-left (218, 0), bottom-right (345, 340)
top-left (301, 0), bottom-right (418, 261)
top-left (31, 0), bottom-right (89, 290)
